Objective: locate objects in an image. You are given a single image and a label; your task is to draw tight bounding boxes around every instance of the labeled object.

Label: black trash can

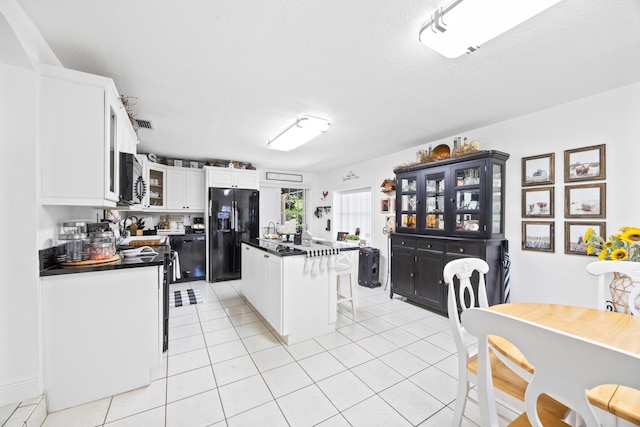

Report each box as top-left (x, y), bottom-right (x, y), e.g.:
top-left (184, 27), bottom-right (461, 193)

top-left (358, 247), bottom-right (381, 288)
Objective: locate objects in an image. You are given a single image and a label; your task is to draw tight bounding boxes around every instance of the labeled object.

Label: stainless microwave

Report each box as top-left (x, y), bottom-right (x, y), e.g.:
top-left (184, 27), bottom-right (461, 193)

top-left (119, 153), bottom-right (146, 205)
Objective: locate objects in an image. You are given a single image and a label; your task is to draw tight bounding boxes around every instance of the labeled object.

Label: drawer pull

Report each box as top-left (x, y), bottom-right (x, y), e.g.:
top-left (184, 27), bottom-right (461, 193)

top-left (459, 248), bottom-right (465, 253)
top-left (427, 244), bottom-right (432, 248)
top-left (439, 280), bottom-right (443, 285)
top-left (401, 241), bottom-right (405, 245)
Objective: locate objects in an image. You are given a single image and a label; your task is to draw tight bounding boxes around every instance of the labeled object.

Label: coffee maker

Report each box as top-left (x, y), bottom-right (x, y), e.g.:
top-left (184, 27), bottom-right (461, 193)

top-left (192, 217), bottom-right (205, 234)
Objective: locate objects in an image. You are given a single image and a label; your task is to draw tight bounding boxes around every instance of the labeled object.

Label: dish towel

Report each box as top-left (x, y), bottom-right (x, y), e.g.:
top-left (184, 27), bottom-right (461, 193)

top-left (173, 251), bottom-right (181, 281)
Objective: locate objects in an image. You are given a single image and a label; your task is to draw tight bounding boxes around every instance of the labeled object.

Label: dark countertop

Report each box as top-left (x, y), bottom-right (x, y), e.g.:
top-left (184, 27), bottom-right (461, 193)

top-left (242, 238), bottom-right (360, 257)
top-left (40, 246), bottom-right (171, 277)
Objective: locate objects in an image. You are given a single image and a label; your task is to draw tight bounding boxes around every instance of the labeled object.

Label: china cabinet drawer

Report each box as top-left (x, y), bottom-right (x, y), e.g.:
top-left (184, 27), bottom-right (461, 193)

top-left (447, 242), bottom-right (480, 257)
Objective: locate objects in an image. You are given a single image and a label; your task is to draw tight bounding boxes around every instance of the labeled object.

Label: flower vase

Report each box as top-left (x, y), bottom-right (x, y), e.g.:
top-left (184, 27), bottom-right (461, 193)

top-left (609, 272), bottom-right (640, 314)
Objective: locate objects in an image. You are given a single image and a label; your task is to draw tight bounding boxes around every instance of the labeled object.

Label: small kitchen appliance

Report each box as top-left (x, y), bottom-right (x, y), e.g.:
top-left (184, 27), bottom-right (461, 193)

top-left (192, 217), bottom-right (205, 234)
top-left (119, 153), bottom-right (146, 205)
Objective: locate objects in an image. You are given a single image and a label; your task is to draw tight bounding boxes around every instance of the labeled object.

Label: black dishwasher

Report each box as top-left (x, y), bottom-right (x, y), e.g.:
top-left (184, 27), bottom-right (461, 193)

top-left (169, 234), bottom-right (206, 282)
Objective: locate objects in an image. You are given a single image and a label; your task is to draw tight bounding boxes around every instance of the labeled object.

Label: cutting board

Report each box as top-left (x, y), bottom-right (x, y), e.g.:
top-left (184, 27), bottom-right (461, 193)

top-left (129, 239), bottom-right (164, 247)
top-left (61, 255), bottom-right (120, 266)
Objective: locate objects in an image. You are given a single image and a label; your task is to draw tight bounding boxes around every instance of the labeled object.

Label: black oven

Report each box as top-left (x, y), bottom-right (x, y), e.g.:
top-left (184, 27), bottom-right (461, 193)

top-left (119, 153), bottom-right (146, 205)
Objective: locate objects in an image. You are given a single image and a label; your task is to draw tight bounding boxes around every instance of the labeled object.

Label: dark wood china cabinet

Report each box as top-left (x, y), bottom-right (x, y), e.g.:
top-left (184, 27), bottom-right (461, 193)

top-left (391, 150), bottom-right (509, 315)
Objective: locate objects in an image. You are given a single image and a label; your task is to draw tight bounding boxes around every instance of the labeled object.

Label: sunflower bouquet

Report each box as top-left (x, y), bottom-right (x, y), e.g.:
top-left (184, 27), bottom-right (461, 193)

top-left (584, 226), bottom-right (640, 261)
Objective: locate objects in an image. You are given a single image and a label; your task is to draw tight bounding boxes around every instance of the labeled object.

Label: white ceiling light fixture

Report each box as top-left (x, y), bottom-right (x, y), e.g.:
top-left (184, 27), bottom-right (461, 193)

top-left (419, 0), bottom-right (564, 58)
top-left (267, 115), bottom-right (331, 151)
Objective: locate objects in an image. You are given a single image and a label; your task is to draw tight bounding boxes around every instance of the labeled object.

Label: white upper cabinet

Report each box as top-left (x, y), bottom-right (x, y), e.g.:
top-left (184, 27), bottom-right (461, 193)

top-left (144, 163), bottom-right (167, 210)
top-left (186, 169), bottom-right (206, 211)
top-left (40, 65), bottom-right (137, 207)
top-left (148, 166), bottom-right (204, 212)
top-left (117, 105), bottom-right (138, 155)
top-left (166, 168), bottom-right (204, 211)
top-left (205, 167), bottom-right (259, 190)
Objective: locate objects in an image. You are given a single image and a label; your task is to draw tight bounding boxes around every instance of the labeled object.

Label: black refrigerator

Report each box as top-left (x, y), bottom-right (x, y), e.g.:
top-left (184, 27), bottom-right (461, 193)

top-left (208, 187), bottom-right (259, 281)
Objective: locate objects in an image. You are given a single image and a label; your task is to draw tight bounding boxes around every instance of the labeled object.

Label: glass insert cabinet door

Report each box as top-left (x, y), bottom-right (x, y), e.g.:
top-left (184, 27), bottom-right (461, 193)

top-left (491, 163), bottom-right (503, 234)
top-left (424, 172), bottom-right (445, 230)
top-left (453, 165), bottom-right (482, 233)
top-left (399, 176), bottom-right (417, 229)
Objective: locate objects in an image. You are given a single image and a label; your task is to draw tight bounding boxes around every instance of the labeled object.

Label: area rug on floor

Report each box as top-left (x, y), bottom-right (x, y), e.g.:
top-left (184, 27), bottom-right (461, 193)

top-left (170, 289), bottom-right (203, 308)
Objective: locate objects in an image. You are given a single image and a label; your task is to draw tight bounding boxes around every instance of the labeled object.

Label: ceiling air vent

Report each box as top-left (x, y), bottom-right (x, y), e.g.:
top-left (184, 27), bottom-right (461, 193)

top-left (135, 119), bottom-right (154, 130)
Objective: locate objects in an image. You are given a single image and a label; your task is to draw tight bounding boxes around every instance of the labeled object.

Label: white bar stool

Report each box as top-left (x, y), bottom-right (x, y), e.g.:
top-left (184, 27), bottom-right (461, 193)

top-left (335, 253), bottom-right (356, 315)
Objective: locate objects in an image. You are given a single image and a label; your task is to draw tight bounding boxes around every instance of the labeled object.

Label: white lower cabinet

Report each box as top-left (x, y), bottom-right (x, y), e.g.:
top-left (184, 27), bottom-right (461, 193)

top-left (241, 244), bottom-right (266, 313)
top-left (242, 245), bottom-right (285, 335)
top-left (41, 267), bottom-right (163, 412)
top-left (265, 254), bottom-right (284, 334)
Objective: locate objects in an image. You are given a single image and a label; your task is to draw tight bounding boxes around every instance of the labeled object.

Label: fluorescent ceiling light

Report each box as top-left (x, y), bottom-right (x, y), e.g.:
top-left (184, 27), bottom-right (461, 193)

top-left (419, 0), bottom-right (563, 58)
top-left (267, 115), bottom-right (331, 151)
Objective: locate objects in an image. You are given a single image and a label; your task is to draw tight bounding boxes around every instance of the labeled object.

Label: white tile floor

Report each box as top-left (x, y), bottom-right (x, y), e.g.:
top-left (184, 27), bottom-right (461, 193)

top-left (40, 279), bottom-right (519, 427)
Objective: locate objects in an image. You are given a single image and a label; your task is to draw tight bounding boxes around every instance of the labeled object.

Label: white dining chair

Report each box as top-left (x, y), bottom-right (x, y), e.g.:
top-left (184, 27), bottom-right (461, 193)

top-left (443, 258), bottom-right (535, 426)
top-left (462, 307), bottom-right (640, 427)
top-left (586, 261), bottom-right (640, 315)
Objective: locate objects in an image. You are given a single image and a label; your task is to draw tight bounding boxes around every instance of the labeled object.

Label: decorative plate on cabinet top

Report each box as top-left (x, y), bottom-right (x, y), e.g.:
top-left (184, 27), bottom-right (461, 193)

top-left (431, 144), bottom-right (450, 160)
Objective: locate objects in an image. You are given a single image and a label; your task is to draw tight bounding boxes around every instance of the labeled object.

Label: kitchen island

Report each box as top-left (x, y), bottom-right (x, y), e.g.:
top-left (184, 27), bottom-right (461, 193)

top-left (241, 239), bottom-right (359, 345)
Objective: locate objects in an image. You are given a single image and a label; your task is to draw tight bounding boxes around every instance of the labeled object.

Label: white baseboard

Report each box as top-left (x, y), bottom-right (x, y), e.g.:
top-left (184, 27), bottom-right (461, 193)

top-left (0, 376), bottom-right (39, 407)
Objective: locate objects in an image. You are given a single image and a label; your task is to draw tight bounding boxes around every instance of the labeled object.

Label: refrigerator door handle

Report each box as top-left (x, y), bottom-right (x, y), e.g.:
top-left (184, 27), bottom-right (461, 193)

top-left (208, 198), bottom-right (212, 218)
top-left (233, 200), bottom-right (238, 231)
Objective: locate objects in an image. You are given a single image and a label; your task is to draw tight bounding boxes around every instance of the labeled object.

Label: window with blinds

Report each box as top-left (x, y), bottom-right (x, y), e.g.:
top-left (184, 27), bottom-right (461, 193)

top-left (334, 188), bottom-right (371, 241)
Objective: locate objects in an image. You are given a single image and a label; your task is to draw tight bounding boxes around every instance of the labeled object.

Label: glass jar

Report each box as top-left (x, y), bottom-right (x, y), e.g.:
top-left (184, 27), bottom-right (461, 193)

top-left (88, 242), bottom-right (117, 260)
top-left (57, 233), bottom-right (89, 262)
top-left (88, 231), bottom-right (116, 260)
top-left (62, 221), bottom-right (87, 235)
top-left (89, 231), bottom-right (115, 244)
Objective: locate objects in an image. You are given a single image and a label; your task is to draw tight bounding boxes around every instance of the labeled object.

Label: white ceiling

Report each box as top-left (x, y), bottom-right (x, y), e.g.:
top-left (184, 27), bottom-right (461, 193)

top-left (17, 0), bottom-right (640, 172)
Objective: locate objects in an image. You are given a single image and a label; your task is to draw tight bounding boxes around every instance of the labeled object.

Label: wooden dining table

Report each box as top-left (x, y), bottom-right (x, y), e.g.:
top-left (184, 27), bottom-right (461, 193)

top-left (488, 302), bottom-right (640, 426)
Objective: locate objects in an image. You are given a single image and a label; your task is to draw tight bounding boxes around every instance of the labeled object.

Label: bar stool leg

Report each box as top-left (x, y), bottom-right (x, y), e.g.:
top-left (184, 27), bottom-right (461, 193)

top-left (348, 273), bottom-right (356, 316)
top-left (336, 272), bottom-right (356, 316)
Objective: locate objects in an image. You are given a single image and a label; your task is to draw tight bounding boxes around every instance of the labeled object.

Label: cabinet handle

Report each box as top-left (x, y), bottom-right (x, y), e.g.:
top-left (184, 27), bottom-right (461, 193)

top-left (439, 280), bottom-right (443, 284)
top-left (264, 254), bottom-right (269, 258)
top-left (245, 247), bottom-right (250, 250)
top-left (410, 273), bottom-right (414, 277)
top-left (459, 248), bottom-right (465, 253)
top-left (427, 244), bottom-right (432, 248)
top-left (401, 241), bottom-right (405, 245)
top-left (450, 198), bottom-right (454, 203)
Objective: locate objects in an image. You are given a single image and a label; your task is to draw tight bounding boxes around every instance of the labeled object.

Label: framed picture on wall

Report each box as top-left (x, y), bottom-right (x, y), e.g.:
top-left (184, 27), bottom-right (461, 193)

top-left (564, 221), bottom-right (606, 255)
top-left (564, 144), bottom-right (606, 182)
top-left (522, 153), bottom-right (555, 186)
top-left (522, 187), bottom-right (554, 218)
top-left (380, 198), bottom-right (391, 213)
top-left (522, 221), bottom-right (555, 252)
top-left (565, 183), bottom-right (606, 218)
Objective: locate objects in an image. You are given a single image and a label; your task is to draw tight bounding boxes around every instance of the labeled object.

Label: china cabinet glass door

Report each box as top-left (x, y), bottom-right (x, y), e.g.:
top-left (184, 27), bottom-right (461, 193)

top-left (424, 172), bottom-right (446, 231)
top-left (491, 164), bottom-right (503, 234)
top-left (452, 163), bottom-right (482, 233)
top-left (398, 176), bottom-right (417, 230)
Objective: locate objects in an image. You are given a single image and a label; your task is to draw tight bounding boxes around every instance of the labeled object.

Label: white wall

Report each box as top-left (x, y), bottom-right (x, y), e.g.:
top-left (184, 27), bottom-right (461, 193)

top-left (0, 62), bottom-right (40, 404)
top-left (315, 83), bottom-right (640, 306)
